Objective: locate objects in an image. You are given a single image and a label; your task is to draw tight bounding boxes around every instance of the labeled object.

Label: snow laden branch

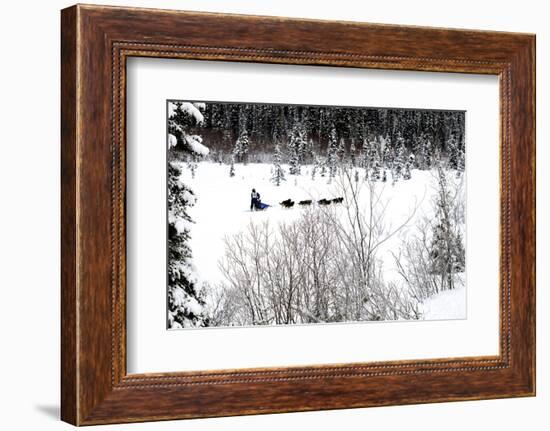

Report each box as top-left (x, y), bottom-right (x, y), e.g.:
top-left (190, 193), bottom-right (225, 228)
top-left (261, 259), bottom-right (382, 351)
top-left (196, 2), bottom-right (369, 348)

top-left (167, 102), bottom-right (211, 329)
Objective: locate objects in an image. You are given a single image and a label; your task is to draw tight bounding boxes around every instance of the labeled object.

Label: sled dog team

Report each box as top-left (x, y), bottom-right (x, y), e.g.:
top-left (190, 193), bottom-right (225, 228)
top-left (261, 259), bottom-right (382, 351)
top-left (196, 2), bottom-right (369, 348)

top-left (251, 188), bottom-right (343, 211)
top-left (280, 197), bottom-right (344, 208)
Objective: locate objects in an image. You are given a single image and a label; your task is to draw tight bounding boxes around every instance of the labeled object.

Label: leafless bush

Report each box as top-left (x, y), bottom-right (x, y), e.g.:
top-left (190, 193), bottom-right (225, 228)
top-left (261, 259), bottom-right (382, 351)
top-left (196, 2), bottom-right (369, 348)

top-left (212, 169), bottom-right (423, 326)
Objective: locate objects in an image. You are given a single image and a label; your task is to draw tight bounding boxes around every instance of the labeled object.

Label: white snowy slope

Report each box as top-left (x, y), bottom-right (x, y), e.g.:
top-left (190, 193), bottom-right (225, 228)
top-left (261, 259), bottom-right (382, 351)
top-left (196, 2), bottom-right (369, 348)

top-left (421, 284), bottom-right (467, 320)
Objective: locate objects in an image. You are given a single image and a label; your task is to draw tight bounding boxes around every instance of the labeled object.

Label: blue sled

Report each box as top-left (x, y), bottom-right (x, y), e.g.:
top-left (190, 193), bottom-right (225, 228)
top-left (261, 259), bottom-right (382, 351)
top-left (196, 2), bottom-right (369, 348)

top-left (256, 202), bottom-right (270, 210)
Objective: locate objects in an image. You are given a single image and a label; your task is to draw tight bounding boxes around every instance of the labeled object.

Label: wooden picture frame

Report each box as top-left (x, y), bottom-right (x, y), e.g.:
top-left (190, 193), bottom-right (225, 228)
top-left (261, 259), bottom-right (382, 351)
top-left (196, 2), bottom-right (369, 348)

top-left (61, 4), bottom-right (536, 425)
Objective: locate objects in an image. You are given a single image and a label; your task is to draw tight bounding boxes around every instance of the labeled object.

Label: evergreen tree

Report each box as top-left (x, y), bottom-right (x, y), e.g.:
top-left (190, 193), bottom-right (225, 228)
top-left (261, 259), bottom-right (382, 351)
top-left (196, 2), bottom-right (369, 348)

top-left (429, 166), bottom-right (465, 291)
top-left (382, 134), bottom-right (393, 169)
top-left (403, 154), bottom-right (414, 180)
top-left (271, 144), bottom-right (286, 186)
top-left (382, 144), bottom-right (391, 170)
top-left (392, 134), bottom-right (406, 184)
top-left (287, 122), bottom-right (307, 175)
top-left (234, 129), bottom-right (250, 164)
top-left (167, 102), bottom-right (210, 329)
top-left (449, 133), bottom-right (465, 176)
top-left (312, 156), bottom-right (323, 180)
top-left (327, 127), bottom-right (339, 178)
top-left (368, 146), bottom-right (380, 181)
top-left (371, 156), bottom-right (381, 181)
top-left (319, 157), bottom-right (327, 178)
top-left (447, 133), bottom-right (459, 169)
top-left (305, 138), bottom-right (315, 164)
top-left (421, 137), bottom-right (433, 170)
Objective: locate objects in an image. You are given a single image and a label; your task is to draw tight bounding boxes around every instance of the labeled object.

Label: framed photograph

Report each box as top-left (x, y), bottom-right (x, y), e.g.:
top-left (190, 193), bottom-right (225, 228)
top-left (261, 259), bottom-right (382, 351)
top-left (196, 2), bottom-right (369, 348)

top-left (61, 4), bottom-right (536, 425)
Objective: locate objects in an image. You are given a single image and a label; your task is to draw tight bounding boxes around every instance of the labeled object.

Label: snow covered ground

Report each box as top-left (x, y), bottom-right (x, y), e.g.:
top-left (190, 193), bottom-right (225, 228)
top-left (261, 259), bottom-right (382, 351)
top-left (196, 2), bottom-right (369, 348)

top-left (421, 282), bottom-right (466, 320)
top-left (176, 161), bottom-right (466, 320)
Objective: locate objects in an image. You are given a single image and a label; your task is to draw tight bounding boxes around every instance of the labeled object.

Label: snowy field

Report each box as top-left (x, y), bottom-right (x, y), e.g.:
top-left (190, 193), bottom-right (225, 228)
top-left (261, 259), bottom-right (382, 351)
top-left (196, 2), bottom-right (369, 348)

top-left (177, 161), bottom-right (466, 320)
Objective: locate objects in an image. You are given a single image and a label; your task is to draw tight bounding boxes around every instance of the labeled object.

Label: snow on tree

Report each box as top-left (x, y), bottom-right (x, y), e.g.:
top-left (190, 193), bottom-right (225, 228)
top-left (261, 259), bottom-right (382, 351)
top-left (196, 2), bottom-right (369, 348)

top-left (193, 102), bottom-right (464, 169)
top-left (391, 134), bottom-right (406, 184)
top-left (447, 133), bottom-right (459, 169)
top-left (318, 156), bottom-right (327, 178)
top-left (305, 138), bottom-right (315, 163)
top-left (380, 134), bottom-right (391, 164)
top-left (234, 129), bottom-right (250, 164)
top-left (420, 136), bottom-right (433, 170)
top-left (403, 153), bottom-right (414, 180)
top-left (167, 102), bottom-right (209, 329)
top-left (429, 166), bottom-right (465, 291)
top-left (382, 144), bottom-right (391, 169)
top-left (327, 127), bottom-right (339, 178)
top-left (311, 156), bottom-right (324, 180)
top-left (371, 154), bottom-right (381, 181)
top-left (361, 137), bottom-right (370, 170)
top-left (366, 146), bottom-right (381, 181)
top-left (448, 133), bottom-right (465, 176)
top-left (271, 144), bottom-right (286, 186)
top-left (287, 122), bottom-right (306, 175)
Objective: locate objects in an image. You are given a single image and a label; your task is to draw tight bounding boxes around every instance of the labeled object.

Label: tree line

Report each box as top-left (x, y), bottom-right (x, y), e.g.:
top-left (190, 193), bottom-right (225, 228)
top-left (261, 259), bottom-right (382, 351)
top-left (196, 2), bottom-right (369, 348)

top-left (185, 101), bottom-right (465, 171)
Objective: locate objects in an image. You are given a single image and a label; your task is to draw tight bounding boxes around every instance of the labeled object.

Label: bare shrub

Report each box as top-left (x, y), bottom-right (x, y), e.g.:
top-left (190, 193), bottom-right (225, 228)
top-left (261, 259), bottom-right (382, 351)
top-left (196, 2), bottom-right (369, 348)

top-left (213, 168), bottom-right (423, 326)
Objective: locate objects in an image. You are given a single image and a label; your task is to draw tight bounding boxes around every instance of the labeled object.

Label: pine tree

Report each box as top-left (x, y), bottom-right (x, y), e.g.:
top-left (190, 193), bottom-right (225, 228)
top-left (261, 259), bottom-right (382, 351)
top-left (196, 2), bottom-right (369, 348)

top-left (368, 147), bottom-right (380, 181)
top-left (382, 134), bottom-right (393, 169)
top-left (271, 144), bottom-right (286, 186)
top-left (392, 135), bottom-right (406, 184)
top-left (422, 137), bottom-right (433, 170)
top-left (361, 137), bottom-right (370, 170)
top-left (167, 102), bottom-right (210, 329)
top-left (447, 133), bottom-right (459, 170)
top-left (312, 156), bottom-right (323, 180)
top-left (306, 138), bottom-right (315, 163)
top-left (403, 154), bottom-right (414, 180)
top-left (382, 144), bottom-right (391, 170)
top-left (450, 133), bottom-right (465, 176)
top-left (287, 122), bottom-right (306, 175)
top-left (429, 166), bottom-right (465, 291)
top-left (234, 129), bottom-right (250, 164)
top-left (371, 156), bottom-right (381, 181)
top-left (327, 127), bottom-right (339, 178)
top-left (320, 157), bottom-right (327, 178)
